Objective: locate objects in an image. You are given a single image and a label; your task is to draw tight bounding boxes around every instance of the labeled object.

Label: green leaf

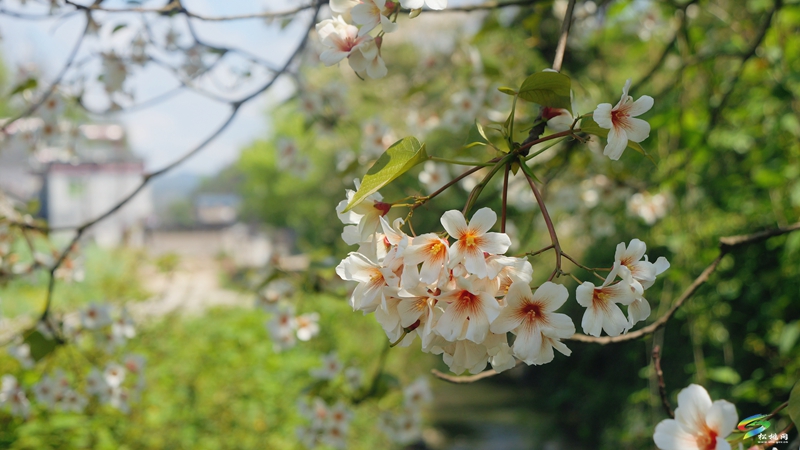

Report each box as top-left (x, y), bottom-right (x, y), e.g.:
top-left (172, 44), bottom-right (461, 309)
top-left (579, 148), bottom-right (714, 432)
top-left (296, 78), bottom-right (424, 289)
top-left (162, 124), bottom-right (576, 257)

top-left (463, 121), bottom-right (489, 148)
top-left (517, 72), bottom-right (572, 111)
top-left (779, 321), bottom-right (800, 355)
top-left (497, 86), bottom-right (517, 96)
top-left (789, 381), bottom-right (800, 430)
top-left (112, 24), bottom-right (127, 33)
top-left (707, 367), bottom-right (741, 385)
top-left (23, 330), bottom-right (57, 362)
top-left (343, 137), bottom-right (427, 212)
top-left (9, 77), bottom-right (37, 96)
top-left (580, 116), bottom-right (653, 162)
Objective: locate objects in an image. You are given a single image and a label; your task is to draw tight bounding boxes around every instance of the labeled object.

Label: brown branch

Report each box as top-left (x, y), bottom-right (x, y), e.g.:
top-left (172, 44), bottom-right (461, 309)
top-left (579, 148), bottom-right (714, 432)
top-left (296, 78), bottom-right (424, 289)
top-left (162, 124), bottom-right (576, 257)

top-left (431, 360), bottom-right (522, 383)
top-left (652, 345), bottom-right (674, 418)
top-left (62, 0), bottom-right (314, 21)
top-left (551, 0), bottom-right (576, 72)
top-left (759, 423), bottom-right (794, 449)
top-left (569, 221), bottom-right (800, 344)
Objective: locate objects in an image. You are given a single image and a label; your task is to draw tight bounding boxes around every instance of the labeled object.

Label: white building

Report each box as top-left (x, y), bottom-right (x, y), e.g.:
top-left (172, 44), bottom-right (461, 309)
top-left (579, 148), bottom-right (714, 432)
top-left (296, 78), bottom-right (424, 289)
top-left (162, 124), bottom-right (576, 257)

top-left (0, 120), bottom-right (153, 247)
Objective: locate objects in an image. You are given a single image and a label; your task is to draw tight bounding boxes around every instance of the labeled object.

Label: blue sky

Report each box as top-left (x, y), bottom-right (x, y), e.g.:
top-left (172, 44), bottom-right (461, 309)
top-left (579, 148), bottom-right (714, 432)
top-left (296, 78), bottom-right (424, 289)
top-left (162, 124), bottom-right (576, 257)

top-left (2, 0), bottom-right (307, 174)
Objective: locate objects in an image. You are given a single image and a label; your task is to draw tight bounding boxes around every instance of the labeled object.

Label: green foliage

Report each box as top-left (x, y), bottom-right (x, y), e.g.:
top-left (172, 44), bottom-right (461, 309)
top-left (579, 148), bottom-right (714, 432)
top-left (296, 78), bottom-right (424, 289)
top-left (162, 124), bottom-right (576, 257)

top-left (789, 381), bottom-right (800, 430)
top-left (517, 71), bottom-right (572, 111)
top-left (0, 294), bottom-right (433, 449)
top-left (344, 137), bottom-right (427, 212)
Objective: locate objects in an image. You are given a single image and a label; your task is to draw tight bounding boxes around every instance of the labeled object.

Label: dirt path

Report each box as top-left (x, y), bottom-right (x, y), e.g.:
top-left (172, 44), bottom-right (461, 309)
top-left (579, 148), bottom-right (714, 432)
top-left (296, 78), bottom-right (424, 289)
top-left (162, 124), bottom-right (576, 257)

top-left (130, 254), bottom-right (251, 320)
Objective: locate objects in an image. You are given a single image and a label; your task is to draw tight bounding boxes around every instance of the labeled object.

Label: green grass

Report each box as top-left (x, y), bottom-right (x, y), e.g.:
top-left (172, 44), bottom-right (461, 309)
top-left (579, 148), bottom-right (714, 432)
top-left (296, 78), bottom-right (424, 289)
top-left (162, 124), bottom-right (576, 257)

top-left (0, 291), bottom-right (437, 449)
top-left (0, 245), bottom-right (149, 319)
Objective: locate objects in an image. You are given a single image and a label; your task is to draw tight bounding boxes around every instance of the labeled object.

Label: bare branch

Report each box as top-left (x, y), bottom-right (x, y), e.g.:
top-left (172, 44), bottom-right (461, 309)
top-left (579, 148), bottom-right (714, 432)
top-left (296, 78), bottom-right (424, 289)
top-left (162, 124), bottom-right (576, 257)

top-left (551, 0), bottom-right (576, 71)
top-left (431, 360), bottom-right (522, 384)
top-left (652, 345), bottom-right (674, 418)
top-left (1, 12), bottom-right (90, 134)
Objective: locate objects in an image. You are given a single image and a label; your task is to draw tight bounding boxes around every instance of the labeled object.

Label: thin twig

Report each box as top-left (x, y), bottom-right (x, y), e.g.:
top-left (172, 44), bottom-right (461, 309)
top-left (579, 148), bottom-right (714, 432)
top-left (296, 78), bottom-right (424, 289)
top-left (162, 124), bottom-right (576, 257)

top-left (551, 0), bottom-right (576, 72)
top-left (501, 163), bottom-right (510, 233)
top-left (1, 12), bottom-right (89, 135)
top-left (652, 345), bottom-right (674, 418)
top-left (520, 163), bottom-right (562, 281)
top-left (431, 360), bottom-right (522, 383)
top-left (569, 221), bottom-right (800, 344)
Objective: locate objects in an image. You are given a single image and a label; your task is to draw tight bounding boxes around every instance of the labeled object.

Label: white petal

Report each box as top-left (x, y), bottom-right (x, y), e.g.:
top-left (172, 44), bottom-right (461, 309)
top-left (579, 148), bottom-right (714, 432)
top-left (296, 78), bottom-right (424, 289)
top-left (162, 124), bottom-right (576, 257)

top-left (478, 232), bottom-right (511, 255)
top-left (441, 210), bottom-right (468, 238)
top-left (653, 419), bottom-right (701, 450)
top-left (603, 125), bottom-right (628, 160)
top-left (654, 256), bottom-right (670, 275)
top-left (490, 308), bottom-right (521, 334)
top-left (366, 54), bottom-right (387, 79)
top-left (469, 207), bottom-right (497, 235)
top-left (706, 400), bottom-right (737, 439)
top-left (674, 384), bottom-right (713, 436)
top-left (425, 0), bottom-right (447, 9)
top-left (593, 103), bottom-right (613, 129)
top-left (624, 117), bottom-right (651, 143)
top-left (581, 306), bottom-right (603, 337)
top-left (628, 95), bottom-right (654, 117)
top-left (533, 282), bottom-right (568, 311)
top-left (542, 312), bottom-right (575, 339)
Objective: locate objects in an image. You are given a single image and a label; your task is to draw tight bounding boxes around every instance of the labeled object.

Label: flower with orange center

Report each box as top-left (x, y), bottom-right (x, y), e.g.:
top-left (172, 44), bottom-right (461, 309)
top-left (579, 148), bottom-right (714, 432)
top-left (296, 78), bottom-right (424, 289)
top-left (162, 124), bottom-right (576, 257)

top-left (491, 281), bottom-right (575, 365)
top-left (575, 263), bottom-right (635, 337)
top-left (434, 278), bottom-right (500, 343)
top-left (404, 232), bottom-right (450, 285)
top-left (593, 79), bottom-right (654, 160)
top-left (653, 384), bottom-right (737, 450)
top-left (440, 208), bottom-right (511, 279)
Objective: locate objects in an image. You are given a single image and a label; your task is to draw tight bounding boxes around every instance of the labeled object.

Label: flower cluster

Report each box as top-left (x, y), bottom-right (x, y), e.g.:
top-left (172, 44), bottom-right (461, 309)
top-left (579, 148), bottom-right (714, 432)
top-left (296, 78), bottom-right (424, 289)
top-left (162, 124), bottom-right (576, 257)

top-left (576, 239), bottom-right (669, 337)
top-left (378, 377), bottom-right (433, 445)
top-left (335, 178), bottom-right (671, 373)
top-left (257, 286), bottom-right (321, 352)
top-left (296, 397), bottom-right (353, 449)
top-left (335, 184), bottom-right (576, 374)
top-left (317, 0), bottom-right (447, 79)
top-left (1, 354), bottom-right (145, 418)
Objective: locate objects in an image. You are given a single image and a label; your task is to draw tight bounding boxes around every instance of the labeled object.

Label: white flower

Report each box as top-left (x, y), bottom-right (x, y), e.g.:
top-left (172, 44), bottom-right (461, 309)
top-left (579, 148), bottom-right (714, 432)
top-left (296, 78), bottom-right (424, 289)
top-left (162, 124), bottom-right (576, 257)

top-left (81, 302), bottom-right (112, 329)
top-left (403, 377), bottom-right (432, 408)
top-left (404, 233), bottom-right (449, 285)
top-left (310, 352), bottom-right (342, 380)
top-left (653, 384), bottom-right (737, 450)
top-left (435, 277), bottom-right (501, 344)
top-left (399, 0), bottom-right (447, 11)
top-left (8, 342), bottom-right (34, 369)
top-left (103, 363), bottom-right (127, 388)
top-left (351, 0), bottom-right (398, 37)
top-left (1, 375), bottom-right (30, 418)
top-left (490, 281), bottom-right (574, 365)
top-left (441, 208), bottom-right (511, 279)
top-left (542, 106), bottom-right (574, 132)
top-left (418, 161), bottom-right (451, 194)
top-left (295, 312), bottom-right (320, 341)
top-left (344, 367), bottom-right (363, 390)
top-left (575, 264), bottom-right (636, 337)
top-left (593, 79), bottom-right (654, 160)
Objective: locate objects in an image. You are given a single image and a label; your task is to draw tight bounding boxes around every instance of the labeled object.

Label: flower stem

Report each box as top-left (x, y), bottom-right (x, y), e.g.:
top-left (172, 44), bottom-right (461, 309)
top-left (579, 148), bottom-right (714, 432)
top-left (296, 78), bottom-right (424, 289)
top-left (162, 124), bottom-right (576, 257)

top-left (519, 161), bottom-right (562, 281)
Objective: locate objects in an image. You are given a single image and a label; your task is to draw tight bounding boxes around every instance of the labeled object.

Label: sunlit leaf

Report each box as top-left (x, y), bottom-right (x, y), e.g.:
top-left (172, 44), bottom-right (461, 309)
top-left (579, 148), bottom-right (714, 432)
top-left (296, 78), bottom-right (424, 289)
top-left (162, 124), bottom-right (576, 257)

top-left (463, 121), bottom-right (489, 149)
top-left (343, 137), bottom-right (427, 212)
top-left (497, 86), bottom-right (517, 96)
top-left (707, 367), bottom-right (741, 385)
top-left (9, 77), bottom-right (37, 96)
top-left (517, 72), bottom-right (571, 111)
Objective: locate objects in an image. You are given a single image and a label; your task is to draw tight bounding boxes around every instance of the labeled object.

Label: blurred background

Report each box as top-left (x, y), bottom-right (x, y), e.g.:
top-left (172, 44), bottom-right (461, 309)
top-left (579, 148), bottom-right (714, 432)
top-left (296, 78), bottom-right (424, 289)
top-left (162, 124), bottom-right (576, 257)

top-left (0, 0), bottom-right (799, 448)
